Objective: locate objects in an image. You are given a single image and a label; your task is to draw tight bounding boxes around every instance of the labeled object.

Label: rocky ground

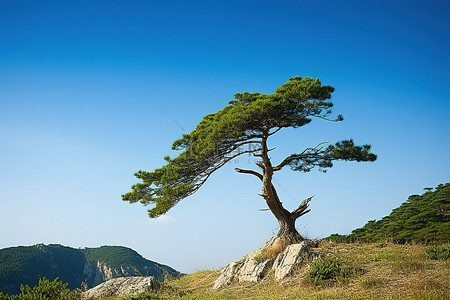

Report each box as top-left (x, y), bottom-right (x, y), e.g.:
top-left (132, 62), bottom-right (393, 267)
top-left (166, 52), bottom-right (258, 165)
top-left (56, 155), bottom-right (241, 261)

top-left (82, 276), bottom-right (159, 298)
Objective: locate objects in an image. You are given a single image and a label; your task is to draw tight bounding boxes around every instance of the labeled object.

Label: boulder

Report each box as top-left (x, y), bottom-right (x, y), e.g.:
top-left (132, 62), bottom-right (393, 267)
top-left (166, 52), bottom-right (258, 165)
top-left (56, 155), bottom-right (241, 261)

top-left (272, 241), bottom-right (319, 281)
top-left (213, 249), bottom-right (272, 289)
top-left (213, 240), bottom-right (318, 289)
top-left (82, 276), bottom-right (159, 298)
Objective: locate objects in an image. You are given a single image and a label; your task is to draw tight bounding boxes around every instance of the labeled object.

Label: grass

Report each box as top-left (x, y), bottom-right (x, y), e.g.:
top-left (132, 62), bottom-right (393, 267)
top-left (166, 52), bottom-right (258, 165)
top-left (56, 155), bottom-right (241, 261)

top-left (111, 242), bottom-right (449, 300)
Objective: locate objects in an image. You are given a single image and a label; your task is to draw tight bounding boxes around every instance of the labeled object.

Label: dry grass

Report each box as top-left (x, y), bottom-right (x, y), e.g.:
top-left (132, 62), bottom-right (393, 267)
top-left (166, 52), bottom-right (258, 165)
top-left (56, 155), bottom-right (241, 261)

top-left (121, 242), bottom-right (449, 300)
top-left (264, 237), bottom-right (289, 260)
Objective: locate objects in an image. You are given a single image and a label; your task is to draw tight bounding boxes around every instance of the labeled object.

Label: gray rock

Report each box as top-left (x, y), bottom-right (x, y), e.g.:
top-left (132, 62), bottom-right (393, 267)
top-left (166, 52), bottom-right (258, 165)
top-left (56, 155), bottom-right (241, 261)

top-left (236, 250), bottom-right (272, 284)
top-left (213, 240), bottom-right (319, 289)
top-left (83, 261), bottom-right (113, 288)
top-left (82, 276), bottom-right (159, 299)
top-left (272, 241), bottom-right (319, 281)
top-left (212, 260), bottom-right (241, 289)
top-left (213, 249), bottom-right (271, 289)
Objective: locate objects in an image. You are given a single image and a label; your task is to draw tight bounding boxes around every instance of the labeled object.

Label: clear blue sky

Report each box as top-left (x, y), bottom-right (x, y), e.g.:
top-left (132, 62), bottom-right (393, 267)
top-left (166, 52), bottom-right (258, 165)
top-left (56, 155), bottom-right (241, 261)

top-left (0, 0), bottom-right (449, 273)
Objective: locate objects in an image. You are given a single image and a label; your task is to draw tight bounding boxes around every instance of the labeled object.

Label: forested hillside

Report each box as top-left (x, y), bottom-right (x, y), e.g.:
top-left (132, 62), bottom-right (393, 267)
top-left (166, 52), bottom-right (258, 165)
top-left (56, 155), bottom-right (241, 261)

top-left (0, 244), bottom-right (85, 295)
top-left (0, 244), bottom-right (181, 295)
top-left (329, 183), bottom-right (450, 243)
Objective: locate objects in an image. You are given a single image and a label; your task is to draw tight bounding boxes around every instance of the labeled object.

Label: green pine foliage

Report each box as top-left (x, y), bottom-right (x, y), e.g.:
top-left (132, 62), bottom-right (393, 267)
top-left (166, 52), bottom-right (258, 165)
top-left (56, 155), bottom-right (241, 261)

top-left (328, 183), bottom-right (450, 244)
top-left (123, 76), bottom-right (376, 219)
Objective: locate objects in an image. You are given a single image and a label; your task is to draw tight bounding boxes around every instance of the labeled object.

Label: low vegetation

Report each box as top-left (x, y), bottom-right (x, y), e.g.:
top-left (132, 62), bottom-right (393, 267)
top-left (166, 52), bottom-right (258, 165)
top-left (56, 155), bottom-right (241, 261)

top-left (303, 257), bottom-right (363, 286)
top-left (426, 244), bottom-right (450, 260)
top-left (0, 277), bottom-right (80, 300)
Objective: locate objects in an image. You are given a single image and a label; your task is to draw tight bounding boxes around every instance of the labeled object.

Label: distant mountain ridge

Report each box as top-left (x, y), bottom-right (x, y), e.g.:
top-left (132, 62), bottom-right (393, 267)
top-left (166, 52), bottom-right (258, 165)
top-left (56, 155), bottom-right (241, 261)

top-left (0, 244), bottom-right (182, 295)
top-left (328, 183), bottom-right (450, 243)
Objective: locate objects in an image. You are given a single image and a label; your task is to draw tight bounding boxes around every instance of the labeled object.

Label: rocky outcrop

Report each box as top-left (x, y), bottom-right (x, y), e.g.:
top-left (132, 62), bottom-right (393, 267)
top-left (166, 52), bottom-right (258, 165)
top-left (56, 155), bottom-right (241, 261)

top-left (82, 276), bottom-right (159, 299)
top-left (82, 261), bottom-right (149, 288)
top-left (272, 242), bottom-right (319, 281)
top-left (213, 240), bottom-right (318, 289)
top-left (213, 249), bottom-right (272, 289)
top-left (83, 261), bottom-right (113, 288)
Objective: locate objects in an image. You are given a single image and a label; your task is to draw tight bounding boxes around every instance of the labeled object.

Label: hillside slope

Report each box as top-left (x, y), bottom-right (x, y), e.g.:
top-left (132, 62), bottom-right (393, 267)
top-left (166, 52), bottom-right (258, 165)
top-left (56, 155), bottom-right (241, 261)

top-left (0, 244), bottom-right (181, 295)
top-left (329, 183), bottom-right (450, 243)
top-left (150, 242), bottom-right (449, 300)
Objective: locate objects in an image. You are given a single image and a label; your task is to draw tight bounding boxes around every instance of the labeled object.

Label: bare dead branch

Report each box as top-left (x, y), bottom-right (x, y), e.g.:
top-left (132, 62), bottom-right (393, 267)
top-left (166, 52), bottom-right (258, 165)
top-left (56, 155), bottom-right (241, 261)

top-left (292, 195), bottom-right (314, 219)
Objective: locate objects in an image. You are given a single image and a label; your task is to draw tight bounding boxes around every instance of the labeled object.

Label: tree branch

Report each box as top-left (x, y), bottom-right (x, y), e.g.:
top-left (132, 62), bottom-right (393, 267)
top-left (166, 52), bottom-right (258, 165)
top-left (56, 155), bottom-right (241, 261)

top-left (179, 148), bottom-right (264, 198)
top-left (273, 142), bottom-right (328, 171)
top-left (255, 161), bottom-right (265, 171)
top-left (225, 148), bottom-right (263, 160)
top-left (233, 140), bottom-right (262, 148)
top-left (313, 114), bottom-right (343, 122)
top-left (235, 168), bottom-right (263, 181)
top-left (268, 127), bottom-right (282, 136)
top-left (292, 195), bottom-right (314, 219)
top-left (294, 209), bottom-right (311, 219)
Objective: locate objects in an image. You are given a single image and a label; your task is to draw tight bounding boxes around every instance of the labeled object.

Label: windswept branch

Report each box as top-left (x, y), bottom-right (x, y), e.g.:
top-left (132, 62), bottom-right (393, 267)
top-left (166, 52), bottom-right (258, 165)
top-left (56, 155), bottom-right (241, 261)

top-left (273, 141), bottom-right (329, 171)
top-left (268, 127), bottom-right (282, 136)
top-left (273, 139), bottom-right (376, 173)
top-left (225, 148), bottom-right (262, 160)
top-left (314, 114), bottom-right (344, 122)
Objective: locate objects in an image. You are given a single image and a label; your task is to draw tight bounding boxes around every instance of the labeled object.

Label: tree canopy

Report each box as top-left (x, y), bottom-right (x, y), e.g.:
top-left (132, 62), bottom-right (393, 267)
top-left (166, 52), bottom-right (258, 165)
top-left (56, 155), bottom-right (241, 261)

top-left (123, 76), bottom-right (376, 241)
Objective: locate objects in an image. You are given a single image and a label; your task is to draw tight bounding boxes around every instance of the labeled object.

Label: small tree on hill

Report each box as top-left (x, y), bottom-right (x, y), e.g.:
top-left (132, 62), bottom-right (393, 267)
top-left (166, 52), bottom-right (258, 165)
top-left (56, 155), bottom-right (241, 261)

top-left (123, 76), bottom-right (376, 246)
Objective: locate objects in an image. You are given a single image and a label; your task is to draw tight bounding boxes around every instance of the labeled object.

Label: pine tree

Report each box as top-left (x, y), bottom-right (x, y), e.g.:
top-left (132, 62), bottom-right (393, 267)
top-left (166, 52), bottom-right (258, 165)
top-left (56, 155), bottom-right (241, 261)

top-left (123, 76), bottom-right (376, 245)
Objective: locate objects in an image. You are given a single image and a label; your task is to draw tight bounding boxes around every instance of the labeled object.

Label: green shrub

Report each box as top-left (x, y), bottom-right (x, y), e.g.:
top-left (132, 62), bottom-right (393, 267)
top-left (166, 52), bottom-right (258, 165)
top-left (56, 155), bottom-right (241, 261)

top-left (305, 258), bottom-right (362, 285)
top-left (0, 277), bottom-right (80, 299)
top-left (20, 277), bottom-right (79, 300)
top-left (253, 253), bottom-right (269, 264)
top-left (426, 245), bottom-right (449, 260)
top-left (326, 234), bottom-right (350, 243)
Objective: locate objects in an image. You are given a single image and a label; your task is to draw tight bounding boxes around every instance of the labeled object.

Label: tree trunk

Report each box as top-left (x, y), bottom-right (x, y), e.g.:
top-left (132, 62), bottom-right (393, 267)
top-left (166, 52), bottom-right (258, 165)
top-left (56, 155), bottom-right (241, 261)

top-left (258, 213), bottom-right (305, 259)
top-left (235, 129), bottom-right (312, 256)
top-left (277, 215), bottom-right (304, 243)
top-left (258, 130), bottom-right (307, 254)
